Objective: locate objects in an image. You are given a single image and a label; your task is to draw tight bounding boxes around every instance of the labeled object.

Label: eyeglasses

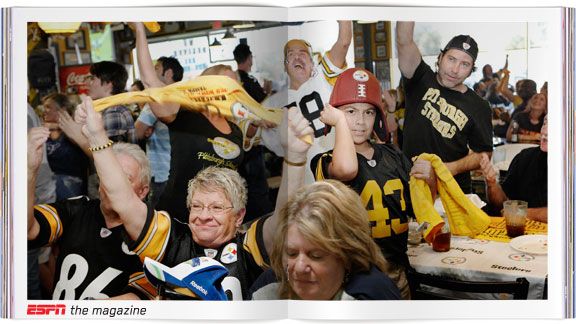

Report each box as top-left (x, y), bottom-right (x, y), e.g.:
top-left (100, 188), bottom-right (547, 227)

top-left (189, 203), bottom-right (234, 215)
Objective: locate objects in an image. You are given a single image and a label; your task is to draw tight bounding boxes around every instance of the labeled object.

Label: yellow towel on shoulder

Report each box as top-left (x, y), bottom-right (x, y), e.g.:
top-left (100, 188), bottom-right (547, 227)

top-left (93, 75), bottom-right (283, 125)
top-left (409, 153), bottom-right (491, 242)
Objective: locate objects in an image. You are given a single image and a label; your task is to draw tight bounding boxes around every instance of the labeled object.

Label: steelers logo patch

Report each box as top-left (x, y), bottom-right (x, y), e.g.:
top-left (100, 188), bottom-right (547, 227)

top-left (352, 70), bottom-right (369, 82)
top-left (210, 137), bottom-right (241, 160)
top-left (121, 242), bottom-right (136, 256)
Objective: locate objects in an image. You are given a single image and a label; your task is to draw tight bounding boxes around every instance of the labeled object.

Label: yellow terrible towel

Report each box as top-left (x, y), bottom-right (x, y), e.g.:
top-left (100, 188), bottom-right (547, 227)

top-left (409, 153), bottom-right (491, 242)
top-left (93, 75), bottom-right (283, 125)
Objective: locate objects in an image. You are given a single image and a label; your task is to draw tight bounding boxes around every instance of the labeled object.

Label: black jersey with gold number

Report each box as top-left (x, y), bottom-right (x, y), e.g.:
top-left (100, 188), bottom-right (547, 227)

top-left (29, 197), bottom-right (143, 300)
top-left (312, 144), bottom-right (413, 267)
top-left (125, 207), bottom-right (269, 300)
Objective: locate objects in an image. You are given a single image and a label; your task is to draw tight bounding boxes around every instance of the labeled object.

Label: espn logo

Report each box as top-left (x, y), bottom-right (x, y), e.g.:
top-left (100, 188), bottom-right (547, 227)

top-left (27, 304), bottom-right (66, 315)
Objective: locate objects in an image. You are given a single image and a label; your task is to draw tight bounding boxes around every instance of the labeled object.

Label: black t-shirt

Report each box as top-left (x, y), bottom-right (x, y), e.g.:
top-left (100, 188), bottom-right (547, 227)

top-left (29, 197), bottom-right (143, 300)
top-left (312, 144), bottom-right (413, 267)
top-left (238, 70), bottom-right (267, 103)
top-left (502, 147), bottom-right (547, 208)
top-left (157, 111), bottom-right (244, 223)
top-left (402, 60), bottom-right (493, 192)
top-left (513, 112), bottom-right (545, 135)
top-left (125, 208), bottom-right (269, 300)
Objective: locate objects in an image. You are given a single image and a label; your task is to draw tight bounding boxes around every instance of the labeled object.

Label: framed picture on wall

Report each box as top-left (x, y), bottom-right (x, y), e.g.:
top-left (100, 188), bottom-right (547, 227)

top-left (66, 29), bottom-right (87, 49)
top-left (63, 51), bottom-right (91, 66)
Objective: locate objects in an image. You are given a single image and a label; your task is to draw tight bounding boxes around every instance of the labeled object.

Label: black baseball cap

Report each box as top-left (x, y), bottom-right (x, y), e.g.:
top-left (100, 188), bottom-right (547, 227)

top-left (443, 35), bottom-right (478, 62)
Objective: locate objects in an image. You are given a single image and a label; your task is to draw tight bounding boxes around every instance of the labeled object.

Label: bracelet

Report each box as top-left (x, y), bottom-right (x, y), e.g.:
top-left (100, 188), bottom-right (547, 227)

top-left (89, 140), bottom-right (114, 152)
top-left (387, 109), bottom-right (396, 113)
top-left (283, 158), bottom-right (306, 167)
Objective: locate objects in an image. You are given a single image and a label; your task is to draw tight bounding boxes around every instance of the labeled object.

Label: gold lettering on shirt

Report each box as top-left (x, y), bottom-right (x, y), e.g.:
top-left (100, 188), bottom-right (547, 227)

top-left (419, 87), bottom-right (469, 138)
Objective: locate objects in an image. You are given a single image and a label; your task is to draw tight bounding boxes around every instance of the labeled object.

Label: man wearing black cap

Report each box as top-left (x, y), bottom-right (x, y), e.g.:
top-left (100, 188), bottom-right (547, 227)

top-left (396, 22), bottom-right (493, 193)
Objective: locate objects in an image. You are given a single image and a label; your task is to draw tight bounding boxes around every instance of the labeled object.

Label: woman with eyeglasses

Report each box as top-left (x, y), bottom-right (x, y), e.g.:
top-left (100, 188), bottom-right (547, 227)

top-left (74, 95), bottom-right (314, 301)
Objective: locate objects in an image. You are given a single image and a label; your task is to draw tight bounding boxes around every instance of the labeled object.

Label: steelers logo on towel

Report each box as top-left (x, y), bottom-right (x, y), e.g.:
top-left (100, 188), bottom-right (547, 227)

top-left (352, 70), bottom-right (369, 82)
top-left (231, 102), bottom-right (250, 120)
top-left (210, 137), bottom-right (241, 160)
top-left (220, 243), bottom-right (237, 264)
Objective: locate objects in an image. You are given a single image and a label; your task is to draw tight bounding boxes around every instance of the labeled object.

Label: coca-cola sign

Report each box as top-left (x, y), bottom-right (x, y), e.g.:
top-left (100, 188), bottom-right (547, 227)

top-left (59, 64), bottom-right (91, 95)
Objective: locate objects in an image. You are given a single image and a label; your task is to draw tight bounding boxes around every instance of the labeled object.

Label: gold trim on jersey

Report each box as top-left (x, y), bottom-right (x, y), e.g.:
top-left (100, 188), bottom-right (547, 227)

top-left (34, 204), bottom-right (63, 244)
top-left (128, 271), bottom-right (157, 300)
top-left (242, 219), bottom-right (267, 267)
top-left (133, 210), bottom-right (171, 263)
top-left (319, 55), bottom-right (347, 86)
top-left (314, 152), bottom-right (332, 181)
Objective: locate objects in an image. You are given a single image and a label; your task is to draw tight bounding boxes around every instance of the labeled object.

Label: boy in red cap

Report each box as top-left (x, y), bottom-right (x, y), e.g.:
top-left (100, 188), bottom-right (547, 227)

top-left (311, 68), bottom-right (436, 299)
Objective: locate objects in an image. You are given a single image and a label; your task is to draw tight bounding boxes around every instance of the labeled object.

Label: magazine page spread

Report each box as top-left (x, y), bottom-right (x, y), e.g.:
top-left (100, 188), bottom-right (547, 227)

top-left (7, 5), bottom-right (565, 320)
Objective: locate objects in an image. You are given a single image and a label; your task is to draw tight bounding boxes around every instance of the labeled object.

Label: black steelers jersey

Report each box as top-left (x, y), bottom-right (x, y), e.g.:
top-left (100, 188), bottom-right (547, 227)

top-left (29, 196), bottom-right (143, 300)
top-left (312, 144), bottom-right (413, 267)
top-left (125, 207), bottom-right (269, 300)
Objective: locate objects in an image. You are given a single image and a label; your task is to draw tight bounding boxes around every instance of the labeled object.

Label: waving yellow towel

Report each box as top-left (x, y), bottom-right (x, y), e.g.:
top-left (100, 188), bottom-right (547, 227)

top-left (409, 153), bottom-right (491, 242)
top-left (93, 75), bottom-right (283, 125)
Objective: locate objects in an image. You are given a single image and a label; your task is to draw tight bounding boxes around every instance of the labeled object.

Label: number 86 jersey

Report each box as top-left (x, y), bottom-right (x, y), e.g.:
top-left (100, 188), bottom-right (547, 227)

top-left (29, 196), bottom-right (143, 300)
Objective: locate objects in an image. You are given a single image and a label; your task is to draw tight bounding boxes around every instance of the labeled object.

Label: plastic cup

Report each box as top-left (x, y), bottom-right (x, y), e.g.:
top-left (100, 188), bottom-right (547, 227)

top-left (408, 221), bottom-right (422, 245)
top-left (432, 223), bottom-right (451, 252)
top-left (503, 200), bottom-right (528, 238)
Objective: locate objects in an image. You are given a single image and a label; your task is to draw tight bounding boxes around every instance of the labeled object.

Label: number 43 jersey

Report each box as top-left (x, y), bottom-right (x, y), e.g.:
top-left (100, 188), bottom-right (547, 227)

top-left (29, 196), bottom-right (142, 300)
top-left (312, 144), bottom-right (414, 267)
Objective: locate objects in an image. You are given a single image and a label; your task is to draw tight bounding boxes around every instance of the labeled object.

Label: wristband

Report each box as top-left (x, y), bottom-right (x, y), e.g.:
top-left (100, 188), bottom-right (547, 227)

top-left (283, 158), bottom-right (306, 167)
top-left (89, 140), bottom-right (114, 152)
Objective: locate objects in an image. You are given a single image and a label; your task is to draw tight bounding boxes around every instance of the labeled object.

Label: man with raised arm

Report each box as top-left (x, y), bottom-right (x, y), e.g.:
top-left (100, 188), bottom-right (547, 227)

top-left (134, 56), bottom-right (183, 208)
top-left (27, 128), bottom-right (145, 300)
top-left (74, 95), bottom-right (313, 300)
top-left (396, 22), bottom-right (493, 193)
top-left (259, 21), bottom-right (352, 183)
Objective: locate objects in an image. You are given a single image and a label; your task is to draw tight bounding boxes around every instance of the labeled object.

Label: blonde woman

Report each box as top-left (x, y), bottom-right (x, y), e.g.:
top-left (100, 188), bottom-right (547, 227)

top-left (252, 180), bottom-right (401, 300)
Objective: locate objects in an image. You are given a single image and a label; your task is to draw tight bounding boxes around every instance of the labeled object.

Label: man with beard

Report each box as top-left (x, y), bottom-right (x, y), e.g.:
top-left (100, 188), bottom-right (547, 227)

top-left (396, 22), bottom-right (493, 193)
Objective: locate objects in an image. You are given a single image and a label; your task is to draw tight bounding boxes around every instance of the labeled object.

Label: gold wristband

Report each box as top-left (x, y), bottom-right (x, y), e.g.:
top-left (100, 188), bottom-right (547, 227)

top-left (89, 140), bottom-right (114, 152)
top-left (283, 158), bottom-right (306, 167)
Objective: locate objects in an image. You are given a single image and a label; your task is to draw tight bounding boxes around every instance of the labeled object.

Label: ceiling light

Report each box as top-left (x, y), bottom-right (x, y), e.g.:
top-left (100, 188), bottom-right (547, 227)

top-left (37, 22), bottom-right (81, 34)
top-left (222, 29), bottom-right (235, 39)
top-left (232, 21), bottom-right (255, 29)
top-left (209, 38), bottom-right (222, 47)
